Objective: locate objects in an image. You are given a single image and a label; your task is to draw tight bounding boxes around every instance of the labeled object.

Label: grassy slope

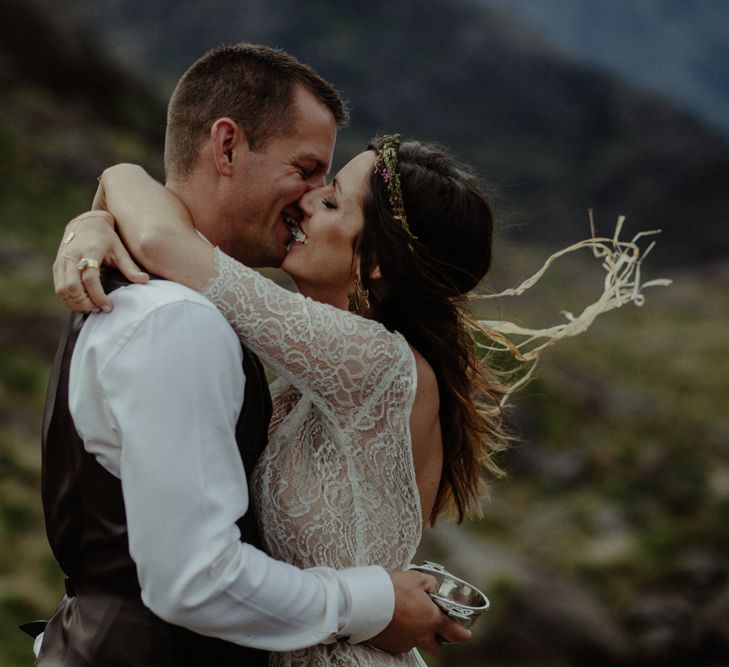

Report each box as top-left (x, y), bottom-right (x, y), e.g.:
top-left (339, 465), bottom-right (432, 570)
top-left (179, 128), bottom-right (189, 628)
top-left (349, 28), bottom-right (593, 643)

top-left (417, 248), bottom-right (728, 665)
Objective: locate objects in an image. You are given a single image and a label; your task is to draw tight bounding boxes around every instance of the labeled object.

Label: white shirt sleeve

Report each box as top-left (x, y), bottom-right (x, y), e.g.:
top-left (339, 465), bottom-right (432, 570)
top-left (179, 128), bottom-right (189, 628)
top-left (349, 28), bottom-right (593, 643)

top-left (68, 281), bottom-right (393, 650)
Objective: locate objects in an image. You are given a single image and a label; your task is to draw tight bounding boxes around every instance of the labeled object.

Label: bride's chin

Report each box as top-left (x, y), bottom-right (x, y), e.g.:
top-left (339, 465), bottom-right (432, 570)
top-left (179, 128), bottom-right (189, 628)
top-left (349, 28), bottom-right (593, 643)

top-left (279, 262), bottom-right (347, 308)
top-left (281, 271), bottom-right (329, 305)
top-left (280, 264), bottom-right (305, 292)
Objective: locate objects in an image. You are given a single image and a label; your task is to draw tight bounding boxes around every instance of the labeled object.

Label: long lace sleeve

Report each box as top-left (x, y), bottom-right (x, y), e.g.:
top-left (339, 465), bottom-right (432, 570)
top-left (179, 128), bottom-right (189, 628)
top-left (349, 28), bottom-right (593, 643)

top-left (201, 248), bottom-right (415, 426)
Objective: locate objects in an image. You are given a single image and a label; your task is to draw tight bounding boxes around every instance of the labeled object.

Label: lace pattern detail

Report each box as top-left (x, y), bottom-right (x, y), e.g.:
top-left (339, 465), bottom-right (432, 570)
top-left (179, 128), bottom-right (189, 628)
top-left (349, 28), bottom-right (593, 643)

top-left (203, 250), bottom-right (423, 666)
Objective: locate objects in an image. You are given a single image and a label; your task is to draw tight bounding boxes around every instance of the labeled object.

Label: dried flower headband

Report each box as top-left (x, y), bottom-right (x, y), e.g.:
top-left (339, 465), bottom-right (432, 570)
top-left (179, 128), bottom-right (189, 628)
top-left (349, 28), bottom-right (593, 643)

top-left (373, 134), bottom-right (417, 247)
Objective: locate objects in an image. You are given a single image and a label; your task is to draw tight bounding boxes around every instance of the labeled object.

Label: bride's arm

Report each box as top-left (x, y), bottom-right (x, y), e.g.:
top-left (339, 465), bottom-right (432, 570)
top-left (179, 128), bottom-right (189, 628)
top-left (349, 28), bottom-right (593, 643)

top-left (200, 249), bottom-right (415, 424)
top-left (52, 164), bottom-right (210, 312)
top-left (56, 164), bottom-right (414, 420)
top-left (53, 170), bottom-right (152, 312)
top-left (101, 164), bottom-right (217, 289)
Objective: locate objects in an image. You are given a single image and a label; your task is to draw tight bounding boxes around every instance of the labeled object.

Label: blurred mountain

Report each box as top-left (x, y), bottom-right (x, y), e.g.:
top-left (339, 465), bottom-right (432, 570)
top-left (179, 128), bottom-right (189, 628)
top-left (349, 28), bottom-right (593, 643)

top-left (46, 0), bottom-right (729, 264)
top-left (2, 3), bottom-right (728, 667)
top-left (482, 0), bottom-right (729, 141)
top-left (0, 0), bottom-right (165, 250)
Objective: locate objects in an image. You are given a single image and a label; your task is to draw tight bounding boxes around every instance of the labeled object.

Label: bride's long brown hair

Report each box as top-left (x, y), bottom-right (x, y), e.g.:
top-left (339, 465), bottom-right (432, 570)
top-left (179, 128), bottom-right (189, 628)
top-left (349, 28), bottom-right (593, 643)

top-left (357, 139), bottom-right (509, 525)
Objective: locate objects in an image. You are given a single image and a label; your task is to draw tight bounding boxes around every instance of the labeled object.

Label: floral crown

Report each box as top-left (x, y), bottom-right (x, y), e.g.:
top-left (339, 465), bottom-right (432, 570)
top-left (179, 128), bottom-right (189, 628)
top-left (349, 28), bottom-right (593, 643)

top-left (373, 134), bottom-right (417, 246)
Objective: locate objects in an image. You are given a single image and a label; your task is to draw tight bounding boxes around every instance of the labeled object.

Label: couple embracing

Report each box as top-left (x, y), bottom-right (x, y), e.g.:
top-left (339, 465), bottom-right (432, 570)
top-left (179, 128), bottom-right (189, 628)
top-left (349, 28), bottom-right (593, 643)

top-left (38, 43), bottom-right (506, 666)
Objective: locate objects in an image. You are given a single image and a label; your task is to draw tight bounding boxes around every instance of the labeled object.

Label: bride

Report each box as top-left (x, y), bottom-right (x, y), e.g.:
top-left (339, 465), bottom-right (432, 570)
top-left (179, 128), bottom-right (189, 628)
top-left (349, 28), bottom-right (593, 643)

top-left (55, 134), bottom-right (508, 665)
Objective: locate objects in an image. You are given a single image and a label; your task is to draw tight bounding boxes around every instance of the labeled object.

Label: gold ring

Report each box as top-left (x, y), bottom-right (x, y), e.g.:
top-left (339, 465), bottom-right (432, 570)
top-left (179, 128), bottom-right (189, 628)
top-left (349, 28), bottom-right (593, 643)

top-left (77, 257), bottom-right (100, 273)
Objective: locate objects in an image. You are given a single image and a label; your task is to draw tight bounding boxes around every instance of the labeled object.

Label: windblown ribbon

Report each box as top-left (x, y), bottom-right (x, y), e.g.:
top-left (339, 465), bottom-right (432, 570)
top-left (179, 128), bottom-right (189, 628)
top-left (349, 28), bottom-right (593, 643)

top-left (468, 212), bottom-right (672, 402)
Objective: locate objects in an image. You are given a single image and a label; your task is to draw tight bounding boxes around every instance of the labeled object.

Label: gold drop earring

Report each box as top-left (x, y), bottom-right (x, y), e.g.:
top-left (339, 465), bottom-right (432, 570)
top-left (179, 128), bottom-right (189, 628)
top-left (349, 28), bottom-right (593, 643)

top-left (347, 276), bottom-right (370, 316)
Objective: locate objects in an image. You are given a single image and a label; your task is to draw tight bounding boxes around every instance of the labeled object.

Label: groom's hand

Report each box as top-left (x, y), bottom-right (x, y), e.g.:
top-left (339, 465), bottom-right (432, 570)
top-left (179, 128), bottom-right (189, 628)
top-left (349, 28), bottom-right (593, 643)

top-left (368, 570), bottom-right (471, 656)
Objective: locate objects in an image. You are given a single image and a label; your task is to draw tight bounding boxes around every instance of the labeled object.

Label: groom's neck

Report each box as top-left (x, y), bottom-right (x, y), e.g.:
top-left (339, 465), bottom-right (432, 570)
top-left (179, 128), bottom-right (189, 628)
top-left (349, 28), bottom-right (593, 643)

top-left (165, 177), bottom-right (220, 246)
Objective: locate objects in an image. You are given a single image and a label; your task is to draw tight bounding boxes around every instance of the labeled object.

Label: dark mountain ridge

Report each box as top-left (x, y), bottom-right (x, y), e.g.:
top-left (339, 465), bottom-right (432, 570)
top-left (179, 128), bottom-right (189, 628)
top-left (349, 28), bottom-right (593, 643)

top-left (0, 0), bottom-right (164, 141)
top-left (0, 0), bottom-right (164, 248)
top-left (482, 0), bottom-right (729, 142)
top-left (61, 0), bottom-right (729, 264)
top-left (4, 0), bottom-right (728, 263)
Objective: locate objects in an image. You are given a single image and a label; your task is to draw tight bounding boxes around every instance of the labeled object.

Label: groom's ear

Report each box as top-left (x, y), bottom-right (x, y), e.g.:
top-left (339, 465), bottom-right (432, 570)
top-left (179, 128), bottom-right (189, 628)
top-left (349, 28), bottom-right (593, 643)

top-left (210, 118), bottom-right (249, 176)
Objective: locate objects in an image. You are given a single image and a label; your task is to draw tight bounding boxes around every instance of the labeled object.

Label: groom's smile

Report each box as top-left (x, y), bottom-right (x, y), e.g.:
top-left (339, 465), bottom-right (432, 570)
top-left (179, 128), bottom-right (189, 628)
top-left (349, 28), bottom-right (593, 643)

top-left (283, 209), bottom-right (308, 250)
top-left (224, 84), bottom-right (337, 268)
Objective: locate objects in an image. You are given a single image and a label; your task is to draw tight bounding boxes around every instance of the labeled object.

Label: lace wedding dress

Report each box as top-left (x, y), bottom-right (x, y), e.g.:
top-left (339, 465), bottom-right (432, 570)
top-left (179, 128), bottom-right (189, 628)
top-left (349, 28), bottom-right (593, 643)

top-left (203, 249), bottom-right (427, 666)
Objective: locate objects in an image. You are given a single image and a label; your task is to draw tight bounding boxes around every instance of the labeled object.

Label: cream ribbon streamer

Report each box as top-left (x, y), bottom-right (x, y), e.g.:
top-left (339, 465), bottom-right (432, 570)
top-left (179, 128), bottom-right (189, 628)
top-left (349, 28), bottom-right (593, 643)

top-left (469, 212), bottom-right (673, 401)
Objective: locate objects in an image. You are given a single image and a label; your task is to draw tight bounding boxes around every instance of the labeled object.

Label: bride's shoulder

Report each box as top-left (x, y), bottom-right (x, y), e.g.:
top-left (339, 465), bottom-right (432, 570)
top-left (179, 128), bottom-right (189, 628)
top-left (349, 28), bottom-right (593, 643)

top-left (408, 346), bottom-right (442, 505)
top-left (408, 346), bottom-right (439, 415)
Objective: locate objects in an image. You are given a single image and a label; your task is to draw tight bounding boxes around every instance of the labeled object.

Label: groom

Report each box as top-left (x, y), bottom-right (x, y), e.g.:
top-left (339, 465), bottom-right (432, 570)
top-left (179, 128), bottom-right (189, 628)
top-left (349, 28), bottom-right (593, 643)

top-left (39, 44), bottom-right (468, 665)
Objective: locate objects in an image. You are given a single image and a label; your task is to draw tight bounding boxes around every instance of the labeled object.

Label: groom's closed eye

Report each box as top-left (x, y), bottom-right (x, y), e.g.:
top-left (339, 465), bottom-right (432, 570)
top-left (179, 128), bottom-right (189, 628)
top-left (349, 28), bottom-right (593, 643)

top-left (295, 154), bottom-right (329, 179)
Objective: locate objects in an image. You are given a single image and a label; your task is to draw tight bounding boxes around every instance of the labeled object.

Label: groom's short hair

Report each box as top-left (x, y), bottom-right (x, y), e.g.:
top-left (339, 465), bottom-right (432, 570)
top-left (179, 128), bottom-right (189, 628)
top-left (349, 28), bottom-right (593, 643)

top-left (164, 43), bottom-right (348, 179)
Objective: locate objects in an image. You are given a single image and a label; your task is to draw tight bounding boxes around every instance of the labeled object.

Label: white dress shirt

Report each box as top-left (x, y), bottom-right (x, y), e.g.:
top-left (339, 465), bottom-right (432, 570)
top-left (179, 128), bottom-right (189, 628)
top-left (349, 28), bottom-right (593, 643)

top-left (57, 278), bottom-right (393, 650)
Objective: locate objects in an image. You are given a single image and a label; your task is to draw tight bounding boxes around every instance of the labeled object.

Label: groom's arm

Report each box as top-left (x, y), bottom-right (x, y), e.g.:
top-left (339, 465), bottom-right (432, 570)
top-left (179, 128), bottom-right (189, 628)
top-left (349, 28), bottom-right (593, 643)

top-left (70, 283), bottom-right (464, 652)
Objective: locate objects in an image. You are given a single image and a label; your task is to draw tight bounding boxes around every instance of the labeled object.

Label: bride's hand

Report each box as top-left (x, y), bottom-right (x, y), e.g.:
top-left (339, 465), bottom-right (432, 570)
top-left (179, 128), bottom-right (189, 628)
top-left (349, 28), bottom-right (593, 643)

top-left (53, 210), bottom-right (149, 313)
top-left (369, 570), bottom-right (471, 655)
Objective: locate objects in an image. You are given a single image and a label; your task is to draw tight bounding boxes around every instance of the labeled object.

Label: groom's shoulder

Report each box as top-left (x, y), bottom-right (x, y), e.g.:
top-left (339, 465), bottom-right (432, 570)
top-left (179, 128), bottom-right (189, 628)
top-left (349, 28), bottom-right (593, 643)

top-left (87, 278), bottom-right (230, 339)
top-left (113, 278), bottom-right (213, 311)
top-left (73, 278), bottom-right (243, 389)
